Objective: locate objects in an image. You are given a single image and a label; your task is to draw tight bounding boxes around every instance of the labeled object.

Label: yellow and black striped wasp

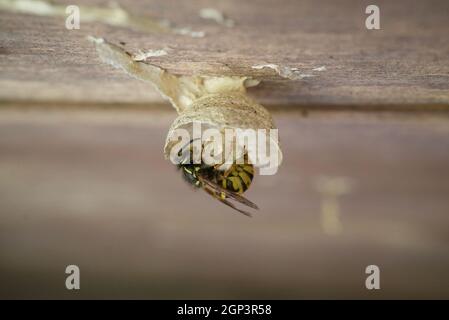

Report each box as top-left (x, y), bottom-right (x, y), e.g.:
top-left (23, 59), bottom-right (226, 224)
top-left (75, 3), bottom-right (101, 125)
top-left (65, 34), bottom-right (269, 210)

top-left (177, 139), bottom-right (258, 216)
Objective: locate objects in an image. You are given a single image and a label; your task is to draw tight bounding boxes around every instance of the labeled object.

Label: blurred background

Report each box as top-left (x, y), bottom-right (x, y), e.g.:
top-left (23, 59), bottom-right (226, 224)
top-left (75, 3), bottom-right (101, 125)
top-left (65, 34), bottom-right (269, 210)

top-left (0, 0), bottom-right (448, 299)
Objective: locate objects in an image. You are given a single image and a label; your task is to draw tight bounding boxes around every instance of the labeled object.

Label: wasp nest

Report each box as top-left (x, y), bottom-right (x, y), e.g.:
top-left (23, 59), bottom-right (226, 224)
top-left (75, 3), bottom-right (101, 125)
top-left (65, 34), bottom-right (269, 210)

top-left (89, 37), bottom-right (282, 173)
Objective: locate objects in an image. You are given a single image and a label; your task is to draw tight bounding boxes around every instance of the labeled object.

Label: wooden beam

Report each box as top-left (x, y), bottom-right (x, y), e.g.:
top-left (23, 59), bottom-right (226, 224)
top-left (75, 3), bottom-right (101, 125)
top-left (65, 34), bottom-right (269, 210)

top-left (0, 0), bottom-right (448, 108)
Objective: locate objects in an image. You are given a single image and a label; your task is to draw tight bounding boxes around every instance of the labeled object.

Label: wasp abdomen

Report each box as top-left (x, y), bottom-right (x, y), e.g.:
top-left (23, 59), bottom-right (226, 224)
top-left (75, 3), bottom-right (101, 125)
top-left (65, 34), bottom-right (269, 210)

top-left (217, 164), bottom-right (254, 194)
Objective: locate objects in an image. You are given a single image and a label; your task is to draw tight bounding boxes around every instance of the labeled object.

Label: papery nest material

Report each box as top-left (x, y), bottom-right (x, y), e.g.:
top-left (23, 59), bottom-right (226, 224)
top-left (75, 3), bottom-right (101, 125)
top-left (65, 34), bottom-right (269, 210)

top-left (89, 37), bottom-right (282, 172)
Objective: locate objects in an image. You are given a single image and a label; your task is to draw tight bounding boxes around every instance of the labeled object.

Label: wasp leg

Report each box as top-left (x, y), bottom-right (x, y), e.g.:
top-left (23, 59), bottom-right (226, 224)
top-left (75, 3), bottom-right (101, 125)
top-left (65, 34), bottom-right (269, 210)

top-left (213, 164), bottom-right (234, 178)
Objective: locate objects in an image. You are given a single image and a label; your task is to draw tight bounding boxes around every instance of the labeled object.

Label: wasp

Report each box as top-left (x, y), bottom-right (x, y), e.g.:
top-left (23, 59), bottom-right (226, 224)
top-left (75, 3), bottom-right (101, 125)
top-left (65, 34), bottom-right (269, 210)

top-left (177, 140), bottom-right (258, 216)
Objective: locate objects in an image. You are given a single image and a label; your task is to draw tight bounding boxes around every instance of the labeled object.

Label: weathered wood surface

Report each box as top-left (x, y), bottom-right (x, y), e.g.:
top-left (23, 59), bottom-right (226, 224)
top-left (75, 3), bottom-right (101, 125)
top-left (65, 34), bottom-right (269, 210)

top-left (1, 109), bottom-right (449, 298)
top-left (0, 0), bottom-right (448, 108)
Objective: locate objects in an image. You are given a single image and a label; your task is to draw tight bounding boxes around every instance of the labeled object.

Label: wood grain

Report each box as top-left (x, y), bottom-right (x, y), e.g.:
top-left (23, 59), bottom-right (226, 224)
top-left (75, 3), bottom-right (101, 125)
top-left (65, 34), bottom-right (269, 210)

top-left (0, 0), bottom-right (448, 108)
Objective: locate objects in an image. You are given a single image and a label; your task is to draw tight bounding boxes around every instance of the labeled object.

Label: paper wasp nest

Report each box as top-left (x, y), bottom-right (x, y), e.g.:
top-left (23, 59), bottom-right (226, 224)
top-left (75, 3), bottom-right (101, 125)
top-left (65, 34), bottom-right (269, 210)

top-left (89, 37), bottom-right (282, 173)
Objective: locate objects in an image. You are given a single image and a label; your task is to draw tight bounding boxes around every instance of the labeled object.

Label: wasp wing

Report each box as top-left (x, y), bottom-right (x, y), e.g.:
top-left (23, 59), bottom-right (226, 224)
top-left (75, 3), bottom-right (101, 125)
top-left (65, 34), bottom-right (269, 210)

top-left (197, 174), bottom-right (259, 211)
top-left (201, 182), bottom-right (253, 217)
